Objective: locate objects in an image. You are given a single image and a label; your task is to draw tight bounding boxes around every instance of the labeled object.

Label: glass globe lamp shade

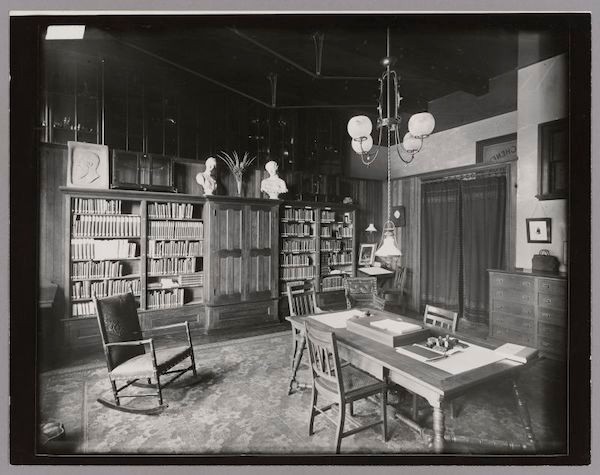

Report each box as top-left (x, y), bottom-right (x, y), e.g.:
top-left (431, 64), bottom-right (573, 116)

top-left (402, 132), bottom-right (422, 154)
top-left (352, 135), bottom-right (373, 154)
top-left (374, 231), bottom-right (402, 257)
top-left (347, 115), bottom-right (373, 139)
top-left (408, 112), bottom-right (435, 138)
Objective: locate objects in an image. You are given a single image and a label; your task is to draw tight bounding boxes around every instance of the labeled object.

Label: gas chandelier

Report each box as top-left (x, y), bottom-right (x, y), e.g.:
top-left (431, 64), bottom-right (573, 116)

top-left (346, 28), bottom-right (435, 166)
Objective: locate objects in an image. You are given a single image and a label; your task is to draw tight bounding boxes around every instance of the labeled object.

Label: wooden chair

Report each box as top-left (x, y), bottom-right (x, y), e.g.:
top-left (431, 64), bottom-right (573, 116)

top-left (343, 277), bottom-right (384, 310)
top-left (304, 319), bottom-right (388, 453)
top-left (407, 305), bottom-right (459, 421)
top-left (286, 282), bottom-right (323, 394)
top-left (94, 292), bottom-right (197, 414)
top-left (423, 304), bottom-right (458, 333)
top-left (379, 266), bottom-right (407, 310)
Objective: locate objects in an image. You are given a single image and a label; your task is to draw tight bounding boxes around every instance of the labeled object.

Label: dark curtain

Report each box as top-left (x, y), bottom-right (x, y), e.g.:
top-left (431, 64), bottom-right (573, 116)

top-left (420, 181), bottom-right (461, 312)
top-left (461, 176), bottom-right (507, 323)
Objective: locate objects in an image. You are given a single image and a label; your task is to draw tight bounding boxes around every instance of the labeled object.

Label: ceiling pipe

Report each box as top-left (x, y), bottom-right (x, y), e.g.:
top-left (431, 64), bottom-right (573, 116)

top-left (230, 27), bottom-right (379, 81)
top-left (111, 36), bottom-right (376, 111)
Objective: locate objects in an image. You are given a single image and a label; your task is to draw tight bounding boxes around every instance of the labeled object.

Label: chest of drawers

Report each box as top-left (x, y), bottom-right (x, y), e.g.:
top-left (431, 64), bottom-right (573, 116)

top-left (488, 269), bottom-right (567, 360)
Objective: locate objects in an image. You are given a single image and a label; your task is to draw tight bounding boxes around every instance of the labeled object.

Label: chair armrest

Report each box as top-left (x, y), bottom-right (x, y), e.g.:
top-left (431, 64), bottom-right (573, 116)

top-left (105, 339), bottom-right (153, 348)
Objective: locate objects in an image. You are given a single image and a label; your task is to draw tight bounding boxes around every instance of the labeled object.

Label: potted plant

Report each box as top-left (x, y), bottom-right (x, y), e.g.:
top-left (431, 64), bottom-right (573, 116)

top-left (217, 151), bottom-right (256, 197)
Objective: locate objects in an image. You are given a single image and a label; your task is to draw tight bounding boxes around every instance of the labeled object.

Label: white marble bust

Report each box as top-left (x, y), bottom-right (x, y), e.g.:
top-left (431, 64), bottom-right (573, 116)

top-left (260, 161), bottom-right (288, 199)
top-left (196, 157), bottom-right (218, 196)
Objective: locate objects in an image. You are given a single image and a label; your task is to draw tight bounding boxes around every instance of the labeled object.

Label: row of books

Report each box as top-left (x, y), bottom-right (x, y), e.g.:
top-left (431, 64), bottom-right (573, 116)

top-left (281, 240), bottom-right (316, 253)
top-left (320, 225), bottom-right (353, 238)
top-left (72, 215), bottom-right (141, 237)
top-left (148, 221), bottom-right (203, 239)
top-left (321, 238), bottom-right (352, 252)
top-left (321, 210), bottom-right (337, 222)
top-left (322, 252), bottom-right (353, 265)
top-left (321, 275), bottom-right (344, 291)
top-left (148, 257), bottom-right (199, 275)
top-left (147, 289), bottom-right (184, 309)
top-left (281, 254), bottom-right (313, 267)
top-left (148, 240), bottom-right (203, 258)
top-left (72, 279), bottom-right (141, 300)
top-left (71, 239), bottom-right (137, 260)
top-left (72, 260), bottom-right (125, 279)
top-left (148, 202), bottom-right (197, 220)
top-left (72, 301), bottom-right (96, 317)
top-left (180, 273), bottom-right (204, 286)
top-left (282, 207), bottom-right (315, 222)
top-left (281, 266), bottom-right (315, 281)
top-left (281, 223), bottom-right (314, 237)
top-left (72, 198), bottom-right (124, 215)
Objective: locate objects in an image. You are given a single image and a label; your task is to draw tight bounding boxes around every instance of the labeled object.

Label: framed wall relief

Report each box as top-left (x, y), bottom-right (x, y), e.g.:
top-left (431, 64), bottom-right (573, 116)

top-left (476, 133), bottom-right (517, 164)
top-left (66, 141), bottom-right (109, 189)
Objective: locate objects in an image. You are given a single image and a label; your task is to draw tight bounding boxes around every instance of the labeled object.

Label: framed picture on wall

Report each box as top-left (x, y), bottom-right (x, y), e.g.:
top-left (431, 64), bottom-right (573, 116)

top-left (526, 218), bottom-right (552, 243)
top-left (358, 244), bottom-right (376, 266)
top-left (391, 205), bottom-right (406, 227)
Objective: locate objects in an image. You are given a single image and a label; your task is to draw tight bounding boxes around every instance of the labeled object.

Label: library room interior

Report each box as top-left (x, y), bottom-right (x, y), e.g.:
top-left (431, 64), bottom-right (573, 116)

top-left (10, 12), bottom-right (591, 464)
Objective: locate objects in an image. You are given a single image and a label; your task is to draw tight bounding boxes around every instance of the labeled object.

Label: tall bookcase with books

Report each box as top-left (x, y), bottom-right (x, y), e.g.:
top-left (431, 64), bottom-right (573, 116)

top-left (279, 201), bottom-right (356, 308)
top-left (69, 196), bottom-right (142, 318)
top-left (146, 201), bottom-right (204, 310)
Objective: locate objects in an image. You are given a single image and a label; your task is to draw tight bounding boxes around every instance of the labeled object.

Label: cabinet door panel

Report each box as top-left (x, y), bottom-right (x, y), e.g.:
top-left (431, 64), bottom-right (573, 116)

top-left (211, 204), bottom-right (244, 304)
top-left (246, 205), bottom-right (278, 301)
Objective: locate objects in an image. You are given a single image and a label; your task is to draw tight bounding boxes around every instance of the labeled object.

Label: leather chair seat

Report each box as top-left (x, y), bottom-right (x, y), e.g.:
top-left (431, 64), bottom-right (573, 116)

top-left (109, 346), bottom-right (192, 380)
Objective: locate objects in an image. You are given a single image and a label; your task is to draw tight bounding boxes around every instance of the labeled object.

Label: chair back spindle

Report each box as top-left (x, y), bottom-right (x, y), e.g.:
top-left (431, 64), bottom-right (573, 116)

top-left (304, 321), bottom-right (343, 395)
top-left (287, 282), bottom-right (319, 316)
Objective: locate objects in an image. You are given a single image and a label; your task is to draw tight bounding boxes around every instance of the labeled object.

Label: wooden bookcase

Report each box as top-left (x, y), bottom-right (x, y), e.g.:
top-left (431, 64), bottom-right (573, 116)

top-left (60, 188), bottom-right (280, 351)
top-left (279, 201), bottom-right (357, 312)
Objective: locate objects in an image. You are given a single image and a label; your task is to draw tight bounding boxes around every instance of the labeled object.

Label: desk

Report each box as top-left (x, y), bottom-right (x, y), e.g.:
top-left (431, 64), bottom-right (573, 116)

top-left (286, 308), bottom-right (537, 453)
top-left (358, 266), bottom-right (394, 276)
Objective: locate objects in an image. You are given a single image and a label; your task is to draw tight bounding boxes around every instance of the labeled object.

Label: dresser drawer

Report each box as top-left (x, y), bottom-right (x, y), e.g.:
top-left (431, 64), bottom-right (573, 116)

top-left (490, 325), bottom-right (536, 347)
top-left (538, 307), bottom-right (566, 327)
top-left (490, 312), bottom-right (535, 334)
top-left (493, 288), bottom-right (535, 305)
top-left (538, 322), bottom-right (565, 340)
top-left (538, 334), bottom-right (566, 359)
top-left (538, 278), bottom-right (566, 296)
top-left (491, 300), bottom-right (535, 318)
top-left (538, 292), bottom-right (567, 310)
top-left (490, 273), bottom-right (535, 292)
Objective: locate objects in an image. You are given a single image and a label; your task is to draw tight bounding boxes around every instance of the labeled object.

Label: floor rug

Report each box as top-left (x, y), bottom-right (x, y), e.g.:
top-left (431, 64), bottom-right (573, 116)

top-left (38, 331), bottom-right (567, 456)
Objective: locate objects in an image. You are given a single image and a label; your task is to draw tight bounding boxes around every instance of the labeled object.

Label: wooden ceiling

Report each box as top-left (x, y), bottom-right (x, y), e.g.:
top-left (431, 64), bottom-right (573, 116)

top-left (47, 14), bottom-right (568, 113)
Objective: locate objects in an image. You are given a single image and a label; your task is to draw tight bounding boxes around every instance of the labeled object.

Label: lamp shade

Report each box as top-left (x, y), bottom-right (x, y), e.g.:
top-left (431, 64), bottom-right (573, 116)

top-left (408, 112), bottom-right (435, 138)
top-left (374, 232), bottom-right (402, 257)
top-left (365, 223), bottom-right (378, 233)
top-left (352, 135), bottom-right (373, 154)
top-left (402, 132), bottom-right (422, 154)
top-left (347, 115), bottom-right (373, 139)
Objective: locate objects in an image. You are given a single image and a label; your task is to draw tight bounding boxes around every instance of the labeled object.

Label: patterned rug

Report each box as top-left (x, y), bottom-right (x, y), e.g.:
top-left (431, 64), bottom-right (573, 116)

top-left (38, 331), bottom-right (567, 455)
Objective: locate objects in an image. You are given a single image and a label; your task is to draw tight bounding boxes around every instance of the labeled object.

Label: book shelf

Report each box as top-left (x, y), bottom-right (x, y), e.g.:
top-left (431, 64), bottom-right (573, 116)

top-left (279, 201), bottom-right (356, 303)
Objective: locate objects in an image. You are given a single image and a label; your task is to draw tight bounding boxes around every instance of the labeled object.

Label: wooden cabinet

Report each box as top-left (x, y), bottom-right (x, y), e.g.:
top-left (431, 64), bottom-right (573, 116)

top-left (488, 269), bottom-right (567, 360)
top-left (204, 197), bottom-right (280, 330)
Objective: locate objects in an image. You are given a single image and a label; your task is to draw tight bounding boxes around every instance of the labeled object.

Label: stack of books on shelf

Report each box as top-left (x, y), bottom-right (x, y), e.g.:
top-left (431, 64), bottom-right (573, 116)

top-left (72, 215), bottom-right (140, 237)
top-left (147, 288), bottom-right (184, 309)
top-left (148, 202), bottom-right (195, 219)
top-left (179, 272), bottom-right (204, 287)
top-left (281, 222), bottom-right (314, 237)
top-left (148, 257), bottom-right (198, 275)
top-left (321, 275), bottom-right (344, 291)
top-left (71, 239), bottom-right (137, 260)
top-left (281, 254), bottom-right (312, 267)
top-left (72, 278), bottom-right (141, 300)
top-left (148, 240), bottom-right (203, 257)
top-left (71, 301), bottom-right (95, 317)
top-left (282, 240), bottom-right (316, 252)
top-left (323, 252), bottom-right (353, 265)
top-left (282, 207), bottom-right (314, 221)
top-left (71, 260), bottom-right (124, 279)
top-left (281, 266), bottom-right (315, 281)
top-left (148, 221), bottom-right (203, 239)
top-left (321, 210), bottom-right (336, 222)
top-left (72, 198), bottom-right (122, 215)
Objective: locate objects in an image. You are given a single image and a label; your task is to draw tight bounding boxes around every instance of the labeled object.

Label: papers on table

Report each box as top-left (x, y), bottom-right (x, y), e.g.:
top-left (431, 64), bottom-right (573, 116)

top-left (309, 310), bottom-right (363, 329)
top-left (494, 343), bottom-right (538, 363)
top-left (369, 318), bottom-right (422, 335)
top-left (358, 266), bottom-right (394, 276)
top-left (396, 342), bottom-right (507, 375)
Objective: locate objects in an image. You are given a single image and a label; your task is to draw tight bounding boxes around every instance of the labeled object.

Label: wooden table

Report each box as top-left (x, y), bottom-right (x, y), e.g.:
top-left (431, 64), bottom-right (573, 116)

top-left (286, 308), bottom-right (538, 453)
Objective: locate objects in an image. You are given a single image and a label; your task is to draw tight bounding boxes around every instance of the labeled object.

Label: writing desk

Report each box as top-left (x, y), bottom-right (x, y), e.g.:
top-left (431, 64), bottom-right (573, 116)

top-left (286, 308), bottom-right (538, 453)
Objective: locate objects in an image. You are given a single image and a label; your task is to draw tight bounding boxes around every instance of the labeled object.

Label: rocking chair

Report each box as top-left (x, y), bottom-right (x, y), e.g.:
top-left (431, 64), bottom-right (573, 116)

top-left (93, 292), bottom-right (197, 414)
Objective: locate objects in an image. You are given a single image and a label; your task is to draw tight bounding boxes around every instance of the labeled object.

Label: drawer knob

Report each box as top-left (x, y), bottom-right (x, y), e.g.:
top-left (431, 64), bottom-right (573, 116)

top-left (545, 298), bottom-right (552, 304)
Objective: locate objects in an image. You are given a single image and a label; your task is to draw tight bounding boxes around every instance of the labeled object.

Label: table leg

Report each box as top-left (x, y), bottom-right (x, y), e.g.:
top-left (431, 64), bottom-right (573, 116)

top-left (432, 405), bottom-right (445, 453)
top-left (288, 334), bottom-right (306, 395)
top-left (512, 378), bottom-right (537, 450)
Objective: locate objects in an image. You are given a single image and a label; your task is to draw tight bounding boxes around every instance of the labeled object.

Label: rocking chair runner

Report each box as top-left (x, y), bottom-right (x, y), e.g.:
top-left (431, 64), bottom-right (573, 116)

top-left (93, 292), bottom-right (197, 414)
